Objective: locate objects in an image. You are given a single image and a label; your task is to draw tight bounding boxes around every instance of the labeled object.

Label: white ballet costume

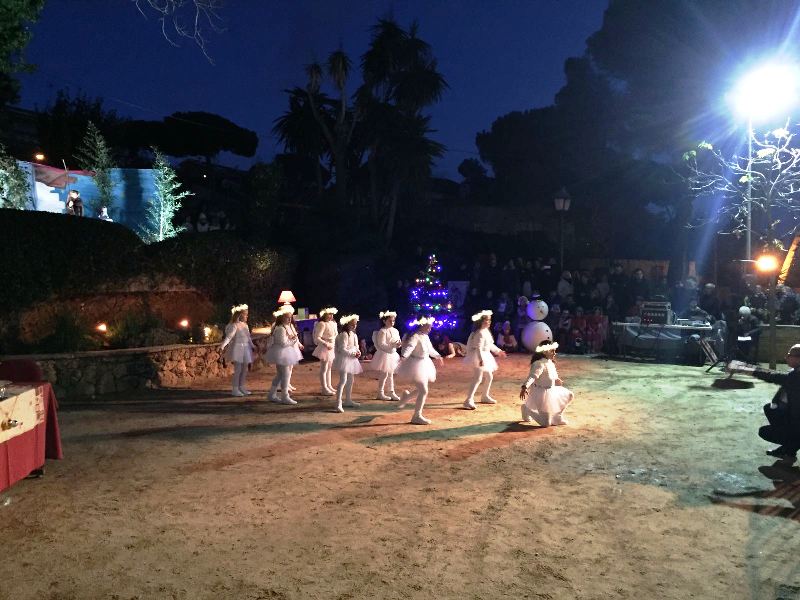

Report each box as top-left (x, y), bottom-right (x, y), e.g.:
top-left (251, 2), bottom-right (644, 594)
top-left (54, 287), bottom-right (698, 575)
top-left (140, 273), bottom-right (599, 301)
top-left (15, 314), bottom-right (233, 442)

top-left (333, 330), bottom-right (363, 412)
top-left (220, 321), bottom-right (255, 396)
top-left (521, 358), bottom-right (573, 426)
top-left (463, 328), bottom-right (502, 409)
top-left (265, 323), bottom-right (302, 404)
top-left (371, 326), bottom-right (401, 400)
top-left (396, 332), bottom-right (441, 425)
top-left (312, 319), bottom-right (338, 395)
top-left (286, 321), bottom-right (303, 392)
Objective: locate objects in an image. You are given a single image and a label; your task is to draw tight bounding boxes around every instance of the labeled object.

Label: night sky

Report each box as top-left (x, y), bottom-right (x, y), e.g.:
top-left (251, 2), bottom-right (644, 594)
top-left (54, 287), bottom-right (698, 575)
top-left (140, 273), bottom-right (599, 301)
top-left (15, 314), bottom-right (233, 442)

top-left (17, 0), bottom-right (608, 178)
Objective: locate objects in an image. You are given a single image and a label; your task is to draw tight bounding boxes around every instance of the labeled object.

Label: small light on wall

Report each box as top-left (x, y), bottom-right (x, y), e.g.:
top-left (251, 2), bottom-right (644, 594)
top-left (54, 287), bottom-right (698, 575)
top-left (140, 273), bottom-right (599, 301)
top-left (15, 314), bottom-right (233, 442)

top-left (34, 152), bottom-right (45, 162)
top-left (179, 318), bottom-right (190, 329)
top-left (203, 326), bottom-right (212, 340)
top-left (96, 323), bottom-right (108, 333)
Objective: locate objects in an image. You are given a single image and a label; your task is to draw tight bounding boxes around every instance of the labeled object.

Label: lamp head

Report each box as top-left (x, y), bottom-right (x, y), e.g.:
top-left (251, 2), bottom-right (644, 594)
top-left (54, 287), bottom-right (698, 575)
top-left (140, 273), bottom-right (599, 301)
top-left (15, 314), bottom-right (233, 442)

top-left (278, 290), bottom-right (296, 305)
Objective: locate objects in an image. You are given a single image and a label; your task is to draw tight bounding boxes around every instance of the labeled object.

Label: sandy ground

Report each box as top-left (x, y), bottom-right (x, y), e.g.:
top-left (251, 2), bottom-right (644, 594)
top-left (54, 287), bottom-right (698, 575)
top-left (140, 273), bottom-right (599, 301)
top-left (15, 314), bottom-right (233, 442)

top-left (2, 353), bottom-right (800, 600)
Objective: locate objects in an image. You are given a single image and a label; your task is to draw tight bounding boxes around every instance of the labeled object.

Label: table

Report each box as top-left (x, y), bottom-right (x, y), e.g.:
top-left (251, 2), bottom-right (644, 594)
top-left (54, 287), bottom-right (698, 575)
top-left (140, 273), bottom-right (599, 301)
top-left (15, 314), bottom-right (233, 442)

top-left (0, 382), bottom-right (63, 493)
top-left (611, 321), bottom-right (713, 360)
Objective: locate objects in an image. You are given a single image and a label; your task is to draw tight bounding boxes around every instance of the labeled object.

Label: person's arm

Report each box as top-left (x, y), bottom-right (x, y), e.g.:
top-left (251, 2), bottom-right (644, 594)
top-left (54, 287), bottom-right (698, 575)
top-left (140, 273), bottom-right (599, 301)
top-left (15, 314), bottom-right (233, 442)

top-left (219, 323), bottom-right (236, 352)
top-left (522, 360), bottom-right (546, 390)
top-left (751, 367), bottom-right (792, 386)
top-left (312, 322), bottom-right (325, 346)
top-left (401, 335), bottom-right (418, 359)
top-left (273, 325), bottom-right (291, 347)
top-left (373, 329), bottom-right (395, 353)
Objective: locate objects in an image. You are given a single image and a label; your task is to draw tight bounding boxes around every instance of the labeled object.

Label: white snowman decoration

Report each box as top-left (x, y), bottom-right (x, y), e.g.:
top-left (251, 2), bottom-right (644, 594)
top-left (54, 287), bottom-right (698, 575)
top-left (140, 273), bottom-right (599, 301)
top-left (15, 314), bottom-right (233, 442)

top-left (521, 297), bottom-right (553, 352)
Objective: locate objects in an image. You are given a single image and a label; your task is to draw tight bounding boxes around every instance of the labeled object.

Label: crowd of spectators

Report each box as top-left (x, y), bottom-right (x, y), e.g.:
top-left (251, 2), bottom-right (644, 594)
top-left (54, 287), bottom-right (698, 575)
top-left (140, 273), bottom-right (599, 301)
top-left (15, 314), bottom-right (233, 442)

top-left (390, 252), bottom-right (800, 357)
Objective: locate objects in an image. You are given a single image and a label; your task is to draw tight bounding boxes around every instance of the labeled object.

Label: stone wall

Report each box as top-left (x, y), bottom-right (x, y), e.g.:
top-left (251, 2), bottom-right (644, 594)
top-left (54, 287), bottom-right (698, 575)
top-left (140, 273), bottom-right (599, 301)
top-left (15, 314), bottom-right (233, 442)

top-left (0, 335), bottom-right (269, 400)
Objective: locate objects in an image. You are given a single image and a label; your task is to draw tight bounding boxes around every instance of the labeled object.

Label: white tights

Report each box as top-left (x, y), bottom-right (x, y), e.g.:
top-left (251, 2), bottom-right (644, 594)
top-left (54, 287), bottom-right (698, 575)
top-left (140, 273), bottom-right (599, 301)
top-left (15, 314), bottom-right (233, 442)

top-left (269, 365), bottom-right (291, 400)
top-left (465, 369), bottom-right (493, 402)
top-left (336, 371), bottom-right (354, 408)
top-left (232, 361), bottom-right (248, 393)
top-left (377, 371), bottom-right (396, 396)
top-left (319, 360), bottom-right (334, 391)
top-left (412, 381), bottom-right (429, 419)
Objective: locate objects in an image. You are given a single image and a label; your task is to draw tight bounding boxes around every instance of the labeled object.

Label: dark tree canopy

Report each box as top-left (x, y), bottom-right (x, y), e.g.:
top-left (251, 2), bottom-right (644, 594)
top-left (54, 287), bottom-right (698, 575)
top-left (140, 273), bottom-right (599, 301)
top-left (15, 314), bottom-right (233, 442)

top-left (0, 0), bottom-right (45, 106)
top-left (161, 111), bottom-right (258, 162)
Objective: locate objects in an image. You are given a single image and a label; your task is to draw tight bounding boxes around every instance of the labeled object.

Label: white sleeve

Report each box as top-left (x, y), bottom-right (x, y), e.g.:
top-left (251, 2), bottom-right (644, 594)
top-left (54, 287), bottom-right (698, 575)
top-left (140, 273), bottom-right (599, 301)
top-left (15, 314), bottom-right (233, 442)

top-left (427, 337), bottom-right (441, 359)
top-left (220, 323), bottom-right (236, 351)
top-left (273, 325), bottom-right (291, 347)
top-left (523, 360), bottom-right (546, 389)
top-left (335, 332), bottom-right (346, 355)
top-left (312, 321), bottom-right (325, 346)
top-left (373, 329), bottom-right (395, 353)
top-left (401, 335), bottom-right (418, 359)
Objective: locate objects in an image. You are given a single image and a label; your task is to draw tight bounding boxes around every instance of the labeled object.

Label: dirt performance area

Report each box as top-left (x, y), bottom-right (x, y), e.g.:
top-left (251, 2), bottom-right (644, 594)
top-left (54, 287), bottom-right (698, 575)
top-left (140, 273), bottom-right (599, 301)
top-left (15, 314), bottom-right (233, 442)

top-left (2, 354), bottom-right (800, 600)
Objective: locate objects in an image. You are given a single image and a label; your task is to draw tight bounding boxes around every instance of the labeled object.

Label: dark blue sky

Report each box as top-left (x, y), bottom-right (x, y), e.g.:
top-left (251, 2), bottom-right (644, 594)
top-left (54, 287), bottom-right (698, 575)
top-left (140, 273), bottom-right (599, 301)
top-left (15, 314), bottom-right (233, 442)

top-left (18, 0), bottom-right (608, 178)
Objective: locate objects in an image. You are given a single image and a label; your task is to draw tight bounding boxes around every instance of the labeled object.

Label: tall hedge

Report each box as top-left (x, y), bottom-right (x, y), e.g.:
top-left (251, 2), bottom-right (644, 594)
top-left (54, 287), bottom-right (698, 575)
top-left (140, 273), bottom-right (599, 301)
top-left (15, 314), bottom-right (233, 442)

top-left (0, 209), bottom-right (142, 313)
top-left (1, 211), bottom-right (296, 324)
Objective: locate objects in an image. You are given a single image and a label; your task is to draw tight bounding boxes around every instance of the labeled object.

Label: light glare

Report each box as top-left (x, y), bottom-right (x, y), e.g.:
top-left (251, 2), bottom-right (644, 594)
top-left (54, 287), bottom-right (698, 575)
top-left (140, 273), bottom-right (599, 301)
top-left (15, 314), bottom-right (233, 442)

top-left (731, 62), bottom-right (800, 121)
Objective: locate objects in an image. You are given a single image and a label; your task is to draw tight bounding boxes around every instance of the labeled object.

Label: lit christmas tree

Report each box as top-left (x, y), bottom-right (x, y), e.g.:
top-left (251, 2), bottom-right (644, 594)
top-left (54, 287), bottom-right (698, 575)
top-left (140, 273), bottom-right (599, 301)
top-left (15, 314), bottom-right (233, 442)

top-left (408, 254), bottom-right (458, 329)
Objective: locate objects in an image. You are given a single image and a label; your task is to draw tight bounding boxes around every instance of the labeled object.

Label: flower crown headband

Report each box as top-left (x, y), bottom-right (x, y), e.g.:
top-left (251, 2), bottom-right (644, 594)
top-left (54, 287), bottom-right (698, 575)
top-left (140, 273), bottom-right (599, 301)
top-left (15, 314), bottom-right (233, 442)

top-left (379, 310), bottom-right (397, 319)
top-left (273, 304), bottom-right (295, 318)
top-left (411, 316), bottom-right (435, 327)
top-left (535, 341), bottom-right (559, 353)
top-left (320, 307), bottom-right (338, 316)
top-left (231, 303), bottom-right (249, 315)
top-left (339, 314), bottom-right (359, 326)
top-left (471, 309), bottom-right (493, 322)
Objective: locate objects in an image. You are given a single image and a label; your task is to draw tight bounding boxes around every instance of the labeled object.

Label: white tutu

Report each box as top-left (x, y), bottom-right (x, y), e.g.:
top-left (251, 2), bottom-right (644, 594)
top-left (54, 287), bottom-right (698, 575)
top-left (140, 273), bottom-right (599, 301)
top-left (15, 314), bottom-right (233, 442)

top-left (265, 344), bottom-right (301, 366)
top-left (225, 341), bottom-right (253, 364)
top-left (312, 344), bottom-right (335, 362)
top-left (370, 349), bottom-right (400, 373)
top-left (396, 356), bottom-right (437, 384)
top-left (525, 385), bottom-right (573, 426)
top-left (333, 353), bottom-right (363, 375)
top-left (463, 350), bottom-right (497, 373)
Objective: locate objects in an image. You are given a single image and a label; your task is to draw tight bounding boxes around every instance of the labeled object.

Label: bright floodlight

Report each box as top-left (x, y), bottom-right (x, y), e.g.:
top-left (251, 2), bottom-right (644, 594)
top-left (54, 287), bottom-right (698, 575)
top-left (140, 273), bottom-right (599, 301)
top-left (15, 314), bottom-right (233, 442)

top-left (731, 62), bottom-right (800, 121)
top-left (755, 254), bottom-right (780, 273)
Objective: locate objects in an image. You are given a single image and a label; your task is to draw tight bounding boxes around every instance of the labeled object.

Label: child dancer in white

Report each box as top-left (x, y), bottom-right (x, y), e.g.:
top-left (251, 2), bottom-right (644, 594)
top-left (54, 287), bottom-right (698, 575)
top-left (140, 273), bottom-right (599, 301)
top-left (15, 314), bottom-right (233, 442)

top-left (519, 340), bottom-right (573, 426)
top-left (333, 314), bottom-right (363, 412)
top-left (266, 305), bottom-right (302, 404)
top-left (396, 316), bottom-right (443, 425)
top-left (312, 306), bottom-right (338, 395)
top-left (219, 303), bottom-right (256, 397)
top-left (286, 313), bottom-right (304, 393)
top-left (371, 310), bottom-right (402, 400)
top-left (463, 309), bottom-right (506, 410)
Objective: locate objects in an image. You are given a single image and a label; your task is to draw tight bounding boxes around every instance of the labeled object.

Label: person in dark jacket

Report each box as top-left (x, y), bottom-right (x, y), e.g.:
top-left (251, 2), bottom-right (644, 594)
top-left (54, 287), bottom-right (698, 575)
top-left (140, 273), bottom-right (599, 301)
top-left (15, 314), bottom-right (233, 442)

top-left (729, 344), bottom-right (800, 459)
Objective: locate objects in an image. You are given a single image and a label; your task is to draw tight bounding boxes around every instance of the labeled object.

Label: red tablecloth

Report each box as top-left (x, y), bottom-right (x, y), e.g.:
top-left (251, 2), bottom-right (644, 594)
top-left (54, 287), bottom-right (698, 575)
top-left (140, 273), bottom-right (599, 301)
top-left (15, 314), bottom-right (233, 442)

top-left (0, 382), bottom-right (63, 493)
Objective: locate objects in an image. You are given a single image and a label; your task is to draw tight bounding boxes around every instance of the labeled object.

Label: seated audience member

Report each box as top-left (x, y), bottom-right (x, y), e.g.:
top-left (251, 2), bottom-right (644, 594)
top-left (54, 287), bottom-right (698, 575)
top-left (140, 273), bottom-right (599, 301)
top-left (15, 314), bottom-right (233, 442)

top-left (682, 299), bottom-right (713, 323)
top-left (196, 212), bottom-right (210, 232)
top-left (359, 337), bottom-right (374, 361)
top-left (585, 307), bottom-right (607, 353)
top-left (496, 320), bottom-right (519, 353)
top-left (737, 306), bottom-right (762, 362)
top-left (698, 282), bottom-right (721, 320)
top-left (430, 330), bottom-right (464, 358)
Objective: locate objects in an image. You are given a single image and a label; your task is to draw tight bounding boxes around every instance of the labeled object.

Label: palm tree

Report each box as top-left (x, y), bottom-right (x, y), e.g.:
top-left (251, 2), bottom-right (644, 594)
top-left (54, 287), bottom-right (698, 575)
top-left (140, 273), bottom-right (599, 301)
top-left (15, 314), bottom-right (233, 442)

top-left (303, 50), bottom-right (359, 209)
top-left (357, 18), bottom-right (448, 242)
top-left (273, 87), bottom-right (330, 197)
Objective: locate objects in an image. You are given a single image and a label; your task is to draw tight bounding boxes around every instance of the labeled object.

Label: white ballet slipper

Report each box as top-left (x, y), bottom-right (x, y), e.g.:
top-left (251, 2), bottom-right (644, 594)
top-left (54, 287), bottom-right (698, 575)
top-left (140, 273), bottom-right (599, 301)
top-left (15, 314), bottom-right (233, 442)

top-left (343, 399), bottom-right (361, 407)
top-left (480, 395), bottom-right (497, 404)
top-left (279, 396), bottom-right (297, 405)
top-left (376, 393), bottom-right (391, 401)
top-left (397, 390), bottom-right (412, 409)
top-left (240, 389), bottom-right (252, 396)
top-left (411, 413), bottom-right (431, 425)
top-left (463, 399), bottom-right (477, 410)
top-left (389, 391), bottom-right (401, 401)
top-left (231, 389), bottom-right (245, 397)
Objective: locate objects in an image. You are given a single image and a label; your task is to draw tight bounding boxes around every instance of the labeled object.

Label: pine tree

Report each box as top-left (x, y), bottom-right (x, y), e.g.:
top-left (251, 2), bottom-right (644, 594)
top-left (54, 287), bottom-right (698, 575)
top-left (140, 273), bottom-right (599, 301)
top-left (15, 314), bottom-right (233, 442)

top-left (0, 143), bottom-right (31, 209)
top-left (74, 120), bottom-right (115, 214)
top-left (140, 148), bottom-right (191, 243)
top-left (408, 254), bottom-right (458, 330)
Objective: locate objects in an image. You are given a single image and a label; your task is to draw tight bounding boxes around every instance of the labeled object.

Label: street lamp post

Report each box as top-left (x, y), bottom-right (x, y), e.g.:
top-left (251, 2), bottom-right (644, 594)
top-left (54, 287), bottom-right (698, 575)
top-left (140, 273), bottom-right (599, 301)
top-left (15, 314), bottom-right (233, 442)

top-left (730, 61), bottom-right (800, 262)
top-left (554, 189), bottom-right (571, 273)
top-left (756, 253), bottom-right (780, 369)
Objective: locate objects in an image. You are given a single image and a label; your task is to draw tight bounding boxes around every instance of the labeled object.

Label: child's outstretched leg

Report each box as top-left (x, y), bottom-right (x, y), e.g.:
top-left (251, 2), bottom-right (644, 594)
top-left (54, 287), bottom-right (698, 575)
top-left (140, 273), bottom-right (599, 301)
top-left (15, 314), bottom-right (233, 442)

top-left (268, 370), bottom-right (281, 402)
top-left (287, 365), bottom-right (297, 392)
top-left (521, 404), bottom-right (533, 422)
top-left (343, 373), bottom-right (359, 407)
top-left (319, 361), bottom-right (334, 396)
top-left (334, 371), bottom-right (346, 412)
top-left (279, 366), bottom-right (296, 404)
top-left (231, 362), bottom-right (245, 396)
top-left (411, 382), bottom-right (431, 425)
top-left (325, 364), bottom-right (334, 394)
top-left (387, 373), bottom-right (400, 401)
top-left (377, 371), bottom-right (391, 400)
top-left (463, 369), bottom-right (483, 410)
top-left (237, 362), bottom-right (251, 395)
top-left (480, 371), bottom-right (496, 404)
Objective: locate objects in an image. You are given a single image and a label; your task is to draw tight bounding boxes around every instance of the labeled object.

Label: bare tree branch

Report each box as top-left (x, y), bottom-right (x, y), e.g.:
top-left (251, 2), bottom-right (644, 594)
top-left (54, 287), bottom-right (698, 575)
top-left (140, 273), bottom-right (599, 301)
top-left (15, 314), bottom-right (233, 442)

top-left (132, 0), bottom-right (225, 63)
